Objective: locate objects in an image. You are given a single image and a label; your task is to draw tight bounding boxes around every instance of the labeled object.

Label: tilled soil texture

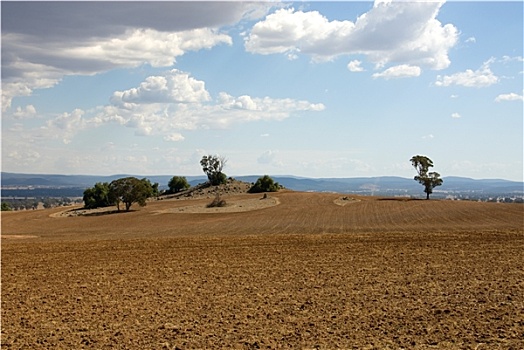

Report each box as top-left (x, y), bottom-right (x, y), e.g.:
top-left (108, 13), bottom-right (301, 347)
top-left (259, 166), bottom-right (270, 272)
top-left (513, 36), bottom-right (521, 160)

top-left (2, 191), bottom-right (524, 349)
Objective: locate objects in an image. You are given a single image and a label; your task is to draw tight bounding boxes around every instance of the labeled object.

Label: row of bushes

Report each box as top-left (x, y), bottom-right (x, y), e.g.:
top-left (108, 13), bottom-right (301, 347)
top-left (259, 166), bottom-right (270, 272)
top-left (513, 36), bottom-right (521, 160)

top-left (83, 177), bottom-right (158, 211)
top-left (83, 174), bottom-right (281, 211)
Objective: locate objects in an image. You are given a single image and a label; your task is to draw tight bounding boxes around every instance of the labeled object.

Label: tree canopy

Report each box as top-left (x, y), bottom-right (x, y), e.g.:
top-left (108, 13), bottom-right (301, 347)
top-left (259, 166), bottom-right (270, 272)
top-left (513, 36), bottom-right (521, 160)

top-left (410, 155), bottom-right (443, 200)
top-left (200, 155), bottom-right (227, 186)
top-left (168, 176), bottom-right (190, 193)
top-left (82, 177), bottom-right (158, 211)
top-left (108, 177), bottom-right (152, 211)
top-left (83, 182), bottom-right (114, 209)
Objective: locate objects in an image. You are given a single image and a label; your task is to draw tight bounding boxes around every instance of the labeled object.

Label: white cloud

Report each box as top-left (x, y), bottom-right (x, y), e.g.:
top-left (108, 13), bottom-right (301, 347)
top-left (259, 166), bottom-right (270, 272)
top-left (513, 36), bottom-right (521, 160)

top-left (245, 2), bottom-right (457, 69)
top-left (465, 36), bottom-right (476, 44)
top-left (435, 60), bottom-right (499, 88)
top-left (12, 104), bottom-right (37, 119)
top-left (372, 64), bottom-right (421, 79)
top-left (1, 2), bottom-right (270, 110)
top-left (111, 69), bottom-right (211, 106)
top-left (495, 92), bottom-right (524, 102)
top-left (451, 112), bottom-right (461, 119)
top-left (2, 29), bottom-right (230, 111)
top-left (422, 134), bottom-right (434, 139)
top-left (500, 55), bottom-right (524, 64)
top-left (63, 28), bottom-right (232, 68)
top-left (27, 70), bottom-right (325, 145)
top-left (164, 133), bottom-right (185, 142)
top-left (347, 60), bottom-right (365, 72)
top-left (44, 109), bottom-right (88, 143)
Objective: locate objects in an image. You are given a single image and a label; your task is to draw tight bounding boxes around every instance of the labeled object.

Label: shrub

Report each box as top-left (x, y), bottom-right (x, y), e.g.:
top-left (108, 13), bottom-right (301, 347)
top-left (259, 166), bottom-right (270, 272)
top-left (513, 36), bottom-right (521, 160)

top-left (1, 202), bottom-right (12, 211)
top-left (249, 175), bottom-right (280, 193)
top-left (207, 192), bottom-right (227, 208)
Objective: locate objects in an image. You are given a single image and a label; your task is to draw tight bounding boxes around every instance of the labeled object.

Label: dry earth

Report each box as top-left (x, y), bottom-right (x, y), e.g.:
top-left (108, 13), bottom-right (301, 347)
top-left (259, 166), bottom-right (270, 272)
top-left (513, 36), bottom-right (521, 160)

top-left (2, 190), bottom-right (523, 349)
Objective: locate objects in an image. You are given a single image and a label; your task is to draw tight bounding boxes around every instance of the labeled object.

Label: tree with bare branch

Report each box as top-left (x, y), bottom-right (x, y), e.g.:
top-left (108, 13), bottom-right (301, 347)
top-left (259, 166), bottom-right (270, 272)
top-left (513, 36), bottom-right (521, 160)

top-left (200, 155), bottom-right (228, 186)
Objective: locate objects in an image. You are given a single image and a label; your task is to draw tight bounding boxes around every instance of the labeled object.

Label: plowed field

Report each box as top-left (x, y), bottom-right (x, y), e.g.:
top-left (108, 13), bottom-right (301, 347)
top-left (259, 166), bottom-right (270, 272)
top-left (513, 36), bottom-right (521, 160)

top-left (2, 191), bottom-right (524, 349)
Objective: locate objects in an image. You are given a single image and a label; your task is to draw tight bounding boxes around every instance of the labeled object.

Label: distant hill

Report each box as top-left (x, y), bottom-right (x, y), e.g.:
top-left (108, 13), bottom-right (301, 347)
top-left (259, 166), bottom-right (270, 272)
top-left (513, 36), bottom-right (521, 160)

top-left (1, 172), bottom-right (523, 199)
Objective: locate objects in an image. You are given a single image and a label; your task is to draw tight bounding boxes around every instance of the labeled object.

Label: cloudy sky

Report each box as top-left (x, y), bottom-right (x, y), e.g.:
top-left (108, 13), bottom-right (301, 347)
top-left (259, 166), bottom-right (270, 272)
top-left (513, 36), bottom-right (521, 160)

top-left (2, 1), bottom-right (523, 181)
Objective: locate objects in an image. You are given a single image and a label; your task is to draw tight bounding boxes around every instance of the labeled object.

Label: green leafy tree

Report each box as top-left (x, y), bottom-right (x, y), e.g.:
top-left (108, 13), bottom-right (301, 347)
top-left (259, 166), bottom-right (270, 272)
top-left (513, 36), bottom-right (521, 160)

top-left (83, 182), bottom-right (114, 209)
top-left (109, 177), bottom-right (151, 211)
top-left (410, 155), bottom-right (443, 200)
top-left (249, 175), bottom-right (281, 193)
top-left (1, 202), bottom-right (12, 211)
top-left (200, 155), bottom-right (227, 186)
top-left (141, 178), bottom-right (159, 198)
top-left (168, 176), bottom-right (190, 193)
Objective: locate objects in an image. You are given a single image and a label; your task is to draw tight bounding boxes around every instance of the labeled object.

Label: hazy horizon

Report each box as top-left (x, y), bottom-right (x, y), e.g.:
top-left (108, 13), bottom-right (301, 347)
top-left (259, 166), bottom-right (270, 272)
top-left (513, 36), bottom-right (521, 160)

top-left (2, 171), bottom-right (523, 183)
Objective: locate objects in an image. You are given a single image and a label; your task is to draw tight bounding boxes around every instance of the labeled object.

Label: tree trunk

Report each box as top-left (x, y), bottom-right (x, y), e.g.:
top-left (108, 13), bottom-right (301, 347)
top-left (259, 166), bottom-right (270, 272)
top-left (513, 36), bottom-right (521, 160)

top-left (426, 192), bottom-right (430, 200)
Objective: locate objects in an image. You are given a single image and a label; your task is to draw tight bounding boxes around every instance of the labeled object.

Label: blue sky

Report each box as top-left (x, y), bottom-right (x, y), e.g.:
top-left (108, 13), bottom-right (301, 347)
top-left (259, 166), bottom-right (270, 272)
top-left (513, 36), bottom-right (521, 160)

top-left (2, 1), bottom-right (523, 181)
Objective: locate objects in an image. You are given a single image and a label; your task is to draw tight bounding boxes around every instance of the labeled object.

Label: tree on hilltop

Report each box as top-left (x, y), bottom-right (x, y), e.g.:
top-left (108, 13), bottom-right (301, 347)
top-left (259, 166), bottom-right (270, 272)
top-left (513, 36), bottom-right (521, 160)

top-left (200, 154), bottom-right (227, 186)
top-left (410, 155), bottom-right (443, 200)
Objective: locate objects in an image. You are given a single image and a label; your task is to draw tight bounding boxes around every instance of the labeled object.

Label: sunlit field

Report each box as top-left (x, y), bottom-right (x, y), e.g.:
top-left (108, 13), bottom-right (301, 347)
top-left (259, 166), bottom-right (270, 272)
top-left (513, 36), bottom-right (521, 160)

top-left (2, 191), bottom-right (523, 349)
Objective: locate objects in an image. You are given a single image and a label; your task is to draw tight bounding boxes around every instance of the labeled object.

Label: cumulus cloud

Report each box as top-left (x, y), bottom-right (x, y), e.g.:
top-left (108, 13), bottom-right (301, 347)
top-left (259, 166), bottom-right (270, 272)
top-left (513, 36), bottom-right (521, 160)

top-left (12, 104), bottom-right (37, 119)
top-left (111, 69), bottom-right (211, 106)
top-left (2, 28), bottom-right (230, 110)
top-left (495, 92), bottom-right (524, 102)
top-left (34, 70), bottom-right (325, 144)
top-left (1, 2), bottom-right (271, 110)
top-left (451, 112), bottom-right (461, 119)
top-left (44, 109), bottom-right (88, 143)
top-left (435, 60), bottom-right (499, 88)
top-left (372, 64), bottom-right (421, 79)
top-left (347, 60), bottom-right (365, 72)
top-left (245, 1), bottom-right (457, 69)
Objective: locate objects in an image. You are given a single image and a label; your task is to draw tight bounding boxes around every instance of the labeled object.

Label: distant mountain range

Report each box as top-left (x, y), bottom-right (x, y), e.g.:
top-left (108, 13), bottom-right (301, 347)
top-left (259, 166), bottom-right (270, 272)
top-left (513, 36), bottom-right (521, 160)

top-left (2, 172), bottom-right (523, 199)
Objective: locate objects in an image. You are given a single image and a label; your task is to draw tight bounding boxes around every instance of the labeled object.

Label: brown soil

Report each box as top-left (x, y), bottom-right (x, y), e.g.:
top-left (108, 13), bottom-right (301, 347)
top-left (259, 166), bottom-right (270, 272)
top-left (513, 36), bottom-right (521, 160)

top-left (2, 191), bottom-right (523, 349)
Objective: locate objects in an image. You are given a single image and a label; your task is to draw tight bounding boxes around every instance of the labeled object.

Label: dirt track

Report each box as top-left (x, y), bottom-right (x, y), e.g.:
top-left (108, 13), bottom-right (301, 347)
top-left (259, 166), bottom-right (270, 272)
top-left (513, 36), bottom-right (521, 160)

top-left (2, 192), bottom-right (524, 349)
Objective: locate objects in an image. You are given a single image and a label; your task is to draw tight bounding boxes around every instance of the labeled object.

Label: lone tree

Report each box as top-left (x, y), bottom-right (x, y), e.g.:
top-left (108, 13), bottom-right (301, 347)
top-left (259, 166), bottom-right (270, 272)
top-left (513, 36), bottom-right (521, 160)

top-left (109, 177), bottom-right (152, 211)
top-left (168, 176), bottom-right (190, 193)
top-left (410, 155), bottom-right (443, 200)
top-left (200, 154), bottom-right (227, 186)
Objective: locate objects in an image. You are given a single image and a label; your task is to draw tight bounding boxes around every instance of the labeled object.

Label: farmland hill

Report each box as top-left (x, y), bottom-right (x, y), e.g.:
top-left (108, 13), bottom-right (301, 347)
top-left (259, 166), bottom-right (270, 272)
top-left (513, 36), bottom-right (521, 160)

top-left (2, 189), bottom-right (523, 348)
